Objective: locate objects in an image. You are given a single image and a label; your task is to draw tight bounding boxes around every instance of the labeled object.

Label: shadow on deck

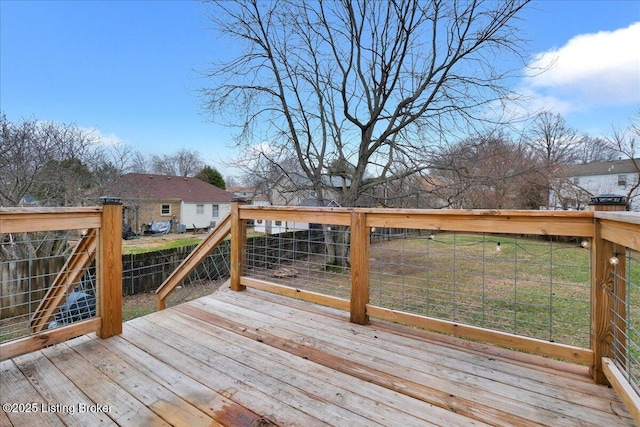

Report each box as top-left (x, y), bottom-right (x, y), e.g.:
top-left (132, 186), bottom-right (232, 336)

top-left (1, 285), bottom-right (634, 426)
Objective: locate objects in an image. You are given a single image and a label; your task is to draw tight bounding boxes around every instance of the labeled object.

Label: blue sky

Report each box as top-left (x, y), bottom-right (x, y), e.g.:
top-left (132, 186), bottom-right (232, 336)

top-left (1, 1), bottom-right (639, 179)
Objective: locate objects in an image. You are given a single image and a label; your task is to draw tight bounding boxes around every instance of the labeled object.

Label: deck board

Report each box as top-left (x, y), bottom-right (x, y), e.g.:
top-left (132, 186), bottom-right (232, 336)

top-left (207, 291), bottom-right (626, 420)
top-left (1, 285), bottom-right (634, 426)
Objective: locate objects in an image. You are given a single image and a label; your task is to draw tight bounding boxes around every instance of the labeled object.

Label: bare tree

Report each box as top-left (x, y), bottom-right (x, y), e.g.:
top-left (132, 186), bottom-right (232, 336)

top-left (1, 114), bottom-right (98, 206)
top-left (203, 0), bottom-right (530, 207)
top-left (527, 111), bottom-right (582, 166)
top-left (151, 149), bottom-right (204, 177)
top-left (203, 0), bottom-right (530, 265)
top-left (129, 151), bottom-right (151, 174)
top-left (0, 114), bottom-right (136, 207)
top-left (525, 111), bottom-right (585, 208)
top-left (608, 111), bottom-right (640, 207)
top-left (242, 152), bottom-right (307, 205)
top-left (431, 131), bottom-right (543, 209)
top-left (575, 135), bottom-right (618, 164)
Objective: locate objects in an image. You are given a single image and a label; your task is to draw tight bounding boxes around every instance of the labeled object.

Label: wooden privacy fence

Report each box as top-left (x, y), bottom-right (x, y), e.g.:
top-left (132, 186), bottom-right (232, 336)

top-left (0, 198), bottom-right (122, 360)
top-left (1, 255), bottom-right (66, 319)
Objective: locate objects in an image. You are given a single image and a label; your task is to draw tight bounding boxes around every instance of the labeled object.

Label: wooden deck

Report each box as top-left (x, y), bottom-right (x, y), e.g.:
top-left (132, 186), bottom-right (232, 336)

top-left (1, 285), bottom-right (634, 427)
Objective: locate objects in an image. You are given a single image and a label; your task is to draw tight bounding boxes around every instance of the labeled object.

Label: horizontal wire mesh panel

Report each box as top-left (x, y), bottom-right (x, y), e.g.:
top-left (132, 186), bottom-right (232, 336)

top-left (244, 223), bottom-right (352, 300)
top-left (369, 229), bottom-right (591, 347)
top-left (612, 249), bottom-right (640, 395)
top-left (1, 230), bottom-right (98, 343)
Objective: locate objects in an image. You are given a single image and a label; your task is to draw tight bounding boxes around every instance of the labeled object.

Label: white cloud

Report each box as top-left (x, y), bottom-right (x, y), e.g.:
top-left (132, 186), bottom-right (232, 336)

top-left (80, 127), bottom-right (125, 147)
top-left (525, 22), bottom-right (640, 109)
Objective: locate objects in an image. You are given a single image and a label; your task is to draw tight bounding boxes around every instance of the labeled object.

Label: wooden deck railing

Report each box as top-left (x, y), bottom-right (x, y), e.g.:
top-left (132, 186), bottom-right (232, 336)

top-left (2, 198), bottom-right (640, 422)
top-left (159, 201), bottom-right (637, 376)
top-left (192, 200), bottom-right (637, 418)
top-left (0, 197), bottom-right (122, 360)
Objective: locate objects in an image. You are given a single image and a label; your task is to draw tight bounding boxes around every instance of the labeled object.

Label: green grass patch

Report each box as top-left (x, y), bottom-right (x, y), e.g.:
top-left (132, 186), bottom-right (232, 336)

top-left (123, 306), bottom-right (156, 321)
top-left (123, 237), bottom-right (203, 255)
top-left (368, 232), bottom-right (592, 347)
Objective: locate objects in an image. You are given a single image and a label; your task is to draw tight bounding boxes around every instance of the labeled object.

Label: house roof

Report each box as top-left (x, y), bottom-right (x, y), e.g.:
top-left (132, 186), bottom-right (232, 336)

top-left (114, 173), bottom-right (233, 203)
top-left (562, 158), bottom-right (640, 177)
top-left (276, 172), bottom-right (352, 188)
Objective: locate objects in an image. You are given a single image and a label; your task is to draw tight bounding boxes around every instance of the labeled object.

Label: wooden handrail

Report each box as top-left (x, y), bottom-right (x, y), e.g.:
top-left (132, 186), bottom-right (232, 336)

top-left (0, 207), bottom-right (102, 233)
top-left (156, 213), bottom-right (232, 309)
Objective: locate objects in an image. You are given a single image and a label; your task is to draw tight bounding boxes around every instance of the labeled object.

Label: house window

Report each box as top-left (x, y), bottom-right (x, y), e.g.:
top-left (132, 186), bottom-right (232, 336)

top-left (618, 175), bottom-right (627, 186)
top-left (161, 204), bottom-right (171, 215)
top-left (212, 204), bottom-right (219, 217)
top-left (573, 177), bottom-right (580, 185)
top-left (275, 220), bottom-right (282, 226)
top-left (196, 204), bottom-right (204, 214)
top-left (256, 219), bottom-right (263, 224)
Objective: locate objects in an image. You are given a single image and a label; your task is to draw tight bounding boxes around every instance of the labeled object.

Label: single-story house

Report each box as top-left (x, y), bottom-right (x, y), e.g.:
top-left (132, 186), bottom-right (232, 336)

top-left (113, 173), bottom-right (233, 233)
top-left (253, 198), bottom-right (340, 235)
top-left (271, 173), bottom-right (351, 206)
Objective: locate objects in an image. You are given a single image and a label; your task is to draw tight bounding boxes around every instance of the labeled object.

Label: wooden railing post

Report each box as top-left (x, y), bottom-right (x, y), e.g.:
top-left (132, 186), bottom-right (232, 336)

top-left (589, 195), bottom-right (627, 384)
top-left (350, 211), bottom-right (370, 325)
top-left (230, 198), bottom-right (247, 292)
top-left (97, 196), bottom-right (122, 339)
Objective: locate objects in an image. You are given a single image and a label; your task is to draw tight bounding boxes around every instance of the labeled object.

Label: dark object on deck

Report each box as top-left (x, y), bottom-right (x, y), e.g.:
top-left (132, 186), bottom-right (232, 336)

top-left (48, 291), bottom-right (96, 329)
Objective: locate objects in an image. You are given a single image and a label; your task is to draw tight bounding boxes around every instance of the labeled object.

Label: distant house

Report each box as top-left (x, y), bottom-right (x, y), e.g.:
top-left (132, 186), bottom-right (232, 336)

top-left (271, 173), bottom-right (350, 206)
top-left (550, 158), bottom-right (640, 211)
top-left (253, 198), bottom-right (340, 235)
top-left (227, 186), bottom-right (270, 206)
top-left (113, 173), bottom-right (233, 232)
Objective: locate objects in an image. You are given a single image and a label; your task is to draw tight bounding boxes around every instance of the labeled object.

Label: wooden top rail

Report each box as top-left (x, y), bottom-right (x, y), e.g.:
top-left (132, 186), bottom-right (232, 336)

top-left (593, 212), bottom-right (640, 251)
top-left (239, 205), bottom-right (595, 237)
top-left (0, 207), bottom-right (103, 233)
top-left (239, 205), bottom-right (352, 225)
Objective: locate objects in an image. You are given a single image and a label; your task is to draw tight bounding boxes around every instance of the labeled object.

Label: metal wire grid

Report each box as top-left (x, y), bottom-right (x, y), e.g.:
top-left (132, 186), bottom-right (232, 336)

top-left (369, 229), bottom-right (591, 347)
top-left (122, 242), bottom-right (230, 303)
top-left (164, 242), bottom-right (231, 308)
top-left (244, 224), bottom-right (352, 300)
top-left (242, 223), bottom-right (591, 347)
top-left (1, 230), bottom-right (98, 343)
top-left (1, 232), bottom-right (231, 343)
top-left (611, 249), bottom-right (640, 395)
top-left (0, 224), bottom-right (593, 350)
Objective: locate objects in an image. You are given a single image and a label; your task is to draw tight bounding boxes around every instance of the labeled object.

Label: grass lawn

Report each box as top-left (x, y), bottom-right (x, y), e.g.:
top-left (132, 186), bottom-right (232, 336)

top-left (369, 232), bottom-right (593, 347)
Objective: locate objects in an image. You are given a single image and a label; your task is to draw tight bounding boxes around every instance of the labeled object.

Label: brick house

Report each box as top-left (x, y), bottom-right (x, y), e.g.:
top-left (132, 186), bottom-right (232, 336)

top-left (113, 173), bottom-right (233, 233)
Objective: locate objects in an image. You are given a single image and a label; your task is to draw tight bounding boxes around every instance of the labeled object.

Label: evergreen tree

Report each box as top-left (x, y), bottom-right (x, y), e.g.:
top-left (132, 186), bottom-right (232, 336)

top-left (196, 165), bottom-right (226, 189)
